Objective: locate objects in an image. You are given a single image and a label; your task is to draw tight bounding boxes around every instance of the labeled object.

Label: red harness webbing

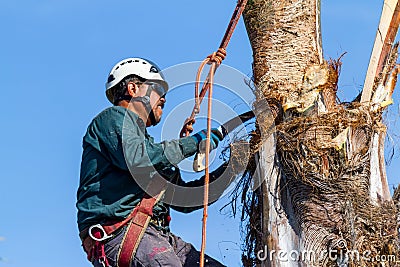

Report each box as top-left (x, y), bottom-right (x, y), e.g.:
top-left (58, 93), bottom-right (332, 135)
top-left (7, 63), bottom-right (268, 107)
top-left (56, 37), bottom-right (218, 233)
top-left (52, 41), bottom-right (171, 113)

top-left (116, 192), bottom-right (164, 267)
top-left (81, 187), bottom-right (165, 267)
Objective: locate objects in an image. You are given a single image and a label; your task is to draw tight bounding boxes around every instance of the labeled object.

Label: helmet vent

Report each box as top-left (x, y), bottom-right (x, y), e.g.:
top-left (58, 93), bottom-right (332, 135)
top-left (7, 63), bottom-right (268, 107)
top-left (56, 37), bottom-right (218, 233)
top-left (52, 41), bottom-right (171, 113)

top-left (150, 66), bottom-right (159, 73)
top-left (107, 74), bottom-right (115, 83)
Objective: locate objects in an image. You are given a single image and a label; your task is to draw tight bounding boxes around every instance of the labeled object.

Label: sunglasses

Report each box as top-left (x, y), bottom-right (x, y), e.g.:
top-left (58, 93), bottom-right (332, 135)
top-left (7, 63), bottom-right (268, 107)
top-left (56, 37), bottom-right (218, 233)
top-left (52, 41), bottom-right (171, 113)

top-left (144, 82), bottom-right (167, 98)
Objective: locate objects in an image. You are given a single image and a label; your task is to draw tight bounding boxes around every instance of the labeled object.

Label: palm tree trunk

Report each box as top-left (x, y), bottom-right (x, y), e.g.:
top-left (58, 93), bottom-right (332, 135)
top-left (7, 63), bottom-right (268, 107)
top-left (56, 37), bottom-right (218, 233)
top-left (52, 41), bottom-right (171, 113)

top-left (241, 1), bottom-right (400, 266)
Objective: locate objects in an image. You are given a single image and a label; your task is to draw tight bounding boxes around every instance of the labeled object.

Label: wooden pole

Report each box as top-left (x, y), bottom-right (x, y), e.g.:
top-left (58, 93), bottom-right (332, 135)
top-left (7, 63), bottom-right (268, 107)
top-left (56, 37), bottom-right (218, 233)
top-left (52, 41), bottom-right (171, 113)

top-left (361, 0), bottom-right (400, 103)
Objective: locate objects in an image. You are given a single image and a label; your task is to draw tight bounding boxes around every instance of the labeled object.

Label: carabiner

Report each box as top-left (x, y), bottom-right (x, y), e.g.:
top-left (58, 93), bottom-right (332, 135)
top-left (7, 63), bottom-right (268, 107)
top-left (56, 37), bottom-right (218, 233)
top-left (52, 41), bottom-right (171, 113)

top-left (88, 224), bottom-right (113, 242)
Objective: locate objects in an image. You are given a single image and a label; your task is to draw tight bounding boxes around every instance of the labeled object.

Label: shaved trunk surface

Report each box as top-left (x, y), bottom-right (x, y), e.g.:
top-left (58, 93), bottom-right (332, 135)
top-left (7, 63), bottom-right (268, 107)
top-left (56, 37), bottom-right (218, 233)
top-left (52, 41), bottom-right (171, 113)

top-left (240, 1), bottom-right (400, 266)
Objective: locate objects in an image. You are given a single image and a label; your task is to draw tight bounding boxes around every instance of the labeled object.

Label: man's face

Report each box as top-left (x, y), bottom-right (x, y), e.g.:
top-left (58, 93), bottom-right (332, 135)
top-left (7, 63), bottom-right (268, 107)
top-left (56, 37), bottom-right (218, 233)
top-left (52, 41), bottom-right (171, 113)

top-left (150, 89), bottom-right (166, 125)
top-left (138, 83), bottom-right (166, 125)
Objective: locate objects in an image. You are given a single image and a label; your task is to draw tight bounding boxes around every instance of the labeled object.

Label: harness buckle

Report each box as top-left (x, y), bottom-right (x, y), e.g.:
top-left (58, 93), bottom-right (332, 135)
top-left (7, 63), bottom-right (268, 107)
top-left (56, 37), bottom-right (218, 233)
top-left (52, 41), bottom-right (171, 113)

top-left (88, 224), bottom-right (113, 242)
top-left (98, 256), bottom-right (108, 267)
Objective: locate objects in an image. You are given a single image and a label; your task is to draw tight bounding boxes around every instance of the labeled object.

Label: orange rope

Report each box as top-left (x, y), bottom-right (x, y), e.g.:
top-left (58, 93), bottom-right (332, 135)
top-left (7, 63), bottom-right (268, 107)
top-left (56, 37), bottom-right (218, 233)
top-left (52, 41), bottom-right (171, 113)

top-left (178, 1), bottom-right (248, 266)
top-left (179, 49), bottom-right (226, 138)
top-left (200, 60), bottom-right (215, 267)
top-left (179, 0), bottom-right (248, 138)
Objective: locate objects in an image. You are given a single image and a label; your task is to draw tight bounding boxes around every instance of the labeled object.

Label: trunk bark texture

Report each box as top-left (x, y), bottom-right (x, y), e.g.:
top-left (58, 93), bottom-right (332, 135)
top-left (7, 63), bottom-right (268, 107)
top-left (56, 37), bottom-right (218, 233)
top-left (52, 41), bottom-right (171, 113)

top-left (240, 1), bottom-right (400, 266)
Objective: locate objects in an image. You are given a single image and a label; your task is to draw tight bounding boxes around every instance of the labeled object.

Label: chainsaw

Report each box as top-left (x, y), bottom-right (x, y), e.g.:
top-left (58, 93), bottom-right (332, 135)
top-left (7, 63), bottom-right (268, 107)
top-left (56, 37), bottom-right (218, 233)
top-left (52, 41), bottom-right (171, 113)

top-left (193, 110), bottom-right (255, 172)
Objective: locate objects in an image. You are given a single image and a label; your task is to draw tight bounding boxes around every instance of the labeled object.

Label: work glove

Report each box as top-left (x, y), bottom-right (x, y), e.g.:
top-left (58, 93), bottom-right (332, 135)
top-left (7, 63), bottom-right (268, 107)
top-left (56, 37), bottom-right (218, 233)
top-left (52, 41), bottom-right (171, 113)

top-left (191, 128), bottom-right (224, 152)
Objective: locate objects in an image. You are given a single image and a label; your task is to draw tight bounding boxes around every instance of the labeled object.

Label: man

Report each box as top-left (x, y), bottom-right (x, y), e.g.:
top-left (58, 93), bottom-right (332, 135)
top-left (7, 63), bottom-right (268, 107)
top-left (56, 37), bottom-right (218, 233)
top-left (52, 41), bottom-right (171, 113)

top-left (77, 57), bottom-right (229, 267)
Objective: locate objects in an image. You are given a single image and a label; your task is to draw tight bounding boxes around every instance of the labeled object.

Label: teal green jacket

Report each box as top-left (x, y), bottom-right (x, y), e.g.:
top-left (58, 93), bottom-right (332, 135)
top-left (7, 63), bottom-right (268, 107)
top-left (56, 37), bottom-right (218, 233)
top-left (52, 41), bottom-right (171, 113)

top-left (76, 106), bottom-right (225, 232)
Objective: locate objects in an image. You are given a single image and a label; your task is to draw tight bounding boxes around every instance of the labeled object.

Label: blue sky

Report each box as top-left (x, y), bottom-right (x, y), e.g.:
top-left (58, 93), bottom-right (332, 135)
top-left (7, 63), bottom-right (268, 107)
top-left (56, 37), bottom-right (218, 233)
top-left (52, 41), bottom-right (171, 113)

top-left (0, 1), bottom-right (398, 267)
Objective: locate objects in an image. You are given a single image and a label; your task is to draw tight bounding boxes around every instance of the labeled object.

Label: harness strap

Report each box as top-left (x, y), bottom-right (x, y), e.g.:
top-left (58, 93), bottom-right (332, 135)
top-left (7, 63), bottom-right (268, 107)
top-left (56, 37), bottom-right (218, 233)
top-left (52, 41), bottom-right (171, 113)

top-left (117, 192), bottom-right (164, 267)
top-left (81, 177), bottom-right (166, 267)
top-left (117, 188), bottom-right (166, 267)
top-left (94, 230), bottom-right (110, 267)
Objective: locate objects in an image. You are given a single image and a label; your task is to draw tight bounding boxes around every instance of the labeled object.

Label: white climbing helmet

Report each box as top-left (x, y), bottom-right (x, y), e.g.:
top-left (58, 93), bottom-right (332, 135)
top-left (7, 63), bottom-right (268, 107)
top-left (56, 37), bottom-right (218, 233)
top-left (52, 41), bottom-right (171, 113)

top-left (105, 57), bottom-right (169, 103)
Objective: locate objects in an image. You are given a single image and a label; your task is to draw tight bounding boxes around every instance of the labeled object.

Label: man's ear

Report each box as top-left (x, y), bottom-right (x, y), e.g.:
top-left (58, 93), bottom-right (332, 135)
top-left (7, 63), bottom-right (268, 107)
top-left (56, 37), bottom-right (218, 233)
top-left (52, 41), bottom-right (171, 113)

top-left (126, 82), bottom-right (137, 96)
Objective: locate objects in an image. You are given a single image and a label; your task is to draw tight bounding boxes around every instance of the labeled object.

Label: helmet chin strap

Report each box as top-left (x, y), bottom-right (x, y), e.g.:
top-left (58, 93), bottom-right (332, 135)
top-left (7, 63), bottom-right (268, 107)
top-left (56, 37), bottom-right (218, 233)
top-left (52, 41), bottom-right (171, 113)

top-left (117, 86), bottom-right (158, 126)
top-left (131, 96), bottom-right (157, 126)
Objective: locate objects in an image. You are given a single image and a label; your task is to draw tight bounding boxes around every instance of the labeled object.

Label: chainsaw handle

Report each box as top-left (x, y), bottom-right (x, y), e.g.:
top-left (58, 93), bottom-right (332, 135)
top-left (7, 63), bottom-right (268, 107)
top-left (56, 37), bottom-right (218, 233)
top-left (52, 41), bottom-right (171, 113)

top-left (192, 126), bottom-right (224, 172)
top-left (193, 152), bottom-right (206, 172)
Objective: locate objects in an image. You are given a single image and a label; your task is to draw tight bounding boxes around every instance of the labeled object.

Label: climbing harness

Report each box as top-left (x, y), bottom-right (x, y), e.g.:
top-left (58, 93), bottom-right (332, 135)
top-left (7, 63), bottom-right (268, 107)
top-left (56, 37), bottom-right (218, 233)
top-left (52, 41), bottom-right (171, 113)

top-left (80, 178), bottom-right (166, 267)
top-left (178, 1), bottom-right (248, 266)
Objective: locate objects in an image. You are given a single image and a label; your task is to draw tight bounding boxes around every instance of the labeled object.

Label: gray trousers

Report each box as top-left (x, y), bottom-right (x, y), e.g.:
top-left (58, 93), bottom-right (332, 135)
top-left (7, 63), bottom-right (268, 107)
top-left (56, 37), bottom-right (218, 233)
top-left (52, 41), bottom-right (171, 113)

top-left (93, 224), bottom-right (226, 267)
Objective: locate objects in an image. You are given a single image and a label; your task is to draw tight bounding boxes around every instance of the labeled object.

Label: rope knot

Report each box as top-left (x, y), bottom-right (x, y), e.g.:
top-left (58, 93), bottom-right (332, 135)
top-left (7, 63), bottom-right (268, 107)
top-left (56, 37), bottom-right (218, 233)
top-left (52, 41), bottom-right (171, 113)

top-left (207, 48), bottom-right (227, 65)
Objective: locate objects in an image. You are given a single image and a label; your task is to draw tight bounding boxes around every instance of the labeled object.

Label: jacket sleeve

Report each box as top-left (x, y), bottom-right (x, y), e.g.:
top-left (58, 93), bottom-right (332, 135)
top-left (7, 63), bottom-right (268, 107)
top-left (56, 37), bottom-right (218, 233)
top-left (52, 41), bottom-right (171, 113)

top-left (162, 162), bottom-right (231, 213)
top-left (95, 108), bottom-right (198, 174)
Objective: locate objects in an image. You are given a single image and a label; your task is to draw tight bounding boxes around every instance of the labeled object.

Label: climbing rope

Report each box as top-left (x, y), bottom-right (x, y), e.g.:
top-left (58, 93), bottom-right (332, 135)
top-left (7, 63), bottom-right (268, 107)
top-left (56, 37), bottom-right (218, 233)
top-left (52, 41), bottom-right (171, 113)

top-left (179, 0), bottom-right (248, 138)
top-left (178, 1), bottom-right (248, 266)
